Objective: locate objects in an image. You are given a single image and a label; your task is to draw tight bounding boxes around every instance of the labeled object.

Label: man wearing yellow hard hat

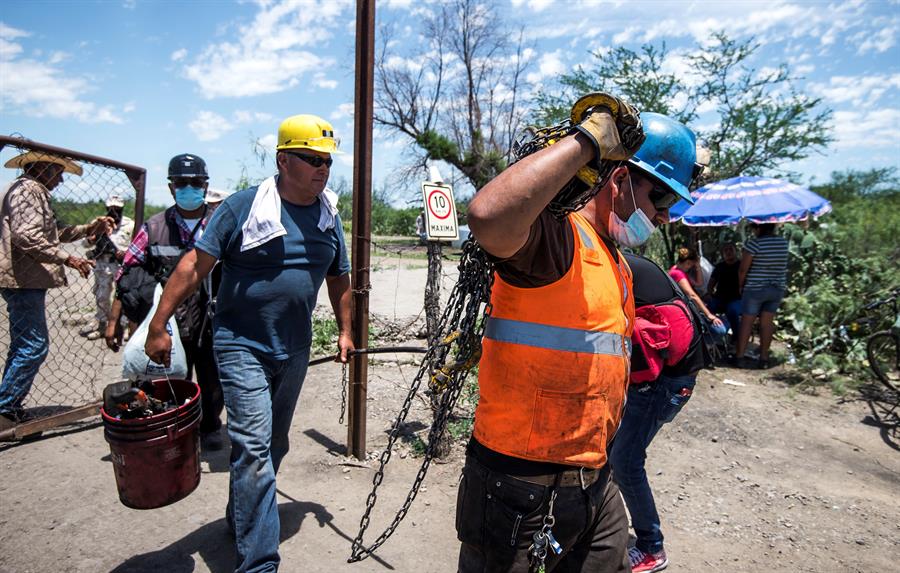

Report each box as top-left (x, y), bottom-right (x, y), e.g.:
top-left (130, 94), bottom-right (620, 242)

top-left (144, 114), bottom-right (353, 570)
top-left (0, 152), bottom-right (113, 433)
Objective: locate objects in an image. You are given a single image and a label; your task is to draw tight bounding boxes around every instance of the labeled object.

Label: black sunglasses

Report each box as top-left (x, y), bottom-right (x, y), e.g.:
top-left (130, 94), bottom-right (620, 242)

top-left (647, 183), bottom-right (681, 211)
top-left (170, 177), bottom-right (208, 188)
top-left (287, 152), bottom-right (333, 168)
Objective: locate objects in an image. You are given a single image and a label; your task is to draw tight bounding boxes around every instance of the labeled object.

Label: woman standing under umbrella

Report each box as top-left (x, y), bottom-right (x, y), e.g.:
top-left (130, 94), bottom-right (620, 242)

top-left (735, 223), bottom-right (789, 368)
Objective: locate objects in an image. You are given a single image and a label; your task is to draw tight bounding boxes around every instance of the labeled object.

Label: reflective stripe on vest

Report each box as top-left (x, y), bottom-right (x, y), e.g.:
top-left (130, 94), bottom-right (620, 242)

top-left (485, 316), bottom-right (632, 357)
top-left (149, 245), bottom-right (184, 257)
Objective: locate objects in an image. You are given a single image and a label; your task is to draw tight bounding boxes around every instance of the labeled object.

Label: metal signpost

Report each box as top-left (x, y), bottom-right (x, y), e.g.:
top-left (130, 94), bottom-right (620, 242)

top-left (420, 180), bottom-right (457, 457)
top-left (421, 181), bottom-right (459, 241)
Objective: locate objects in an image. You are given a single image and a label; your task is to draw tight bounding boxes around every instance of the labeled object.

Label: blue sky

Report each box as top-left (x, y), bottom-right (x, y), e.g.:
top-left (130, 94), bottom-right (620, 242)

top-left (1, 0), bottom-right (898, 207)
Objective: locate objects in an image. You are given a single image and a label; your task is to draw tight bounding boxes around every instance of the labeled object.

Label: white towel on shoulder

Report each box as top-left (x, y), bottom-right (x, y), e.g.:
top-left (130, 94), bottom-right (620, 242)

top-left (241, 176), bottom-right (285, 252)
top-left (241, 177), bottom-right (340, 252)
top-left (317, 187), bottom-right (339, 232)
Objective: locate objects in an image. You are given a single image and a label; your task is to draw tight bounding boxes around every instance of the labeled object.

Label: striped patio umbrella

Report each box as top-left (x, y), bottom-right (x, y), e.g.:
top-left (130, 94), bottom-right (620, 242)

top-left (668, 175), bottom-right (832, 226)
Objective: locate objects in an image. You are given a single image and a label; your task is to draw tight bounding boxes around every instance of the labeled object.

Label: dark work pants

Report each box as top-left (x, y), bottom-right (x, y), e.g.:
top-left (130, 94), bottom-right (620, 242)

top-left (456, 453), bottom-right (630, 573)
top-left (182, 331), bottom-right (224, 433)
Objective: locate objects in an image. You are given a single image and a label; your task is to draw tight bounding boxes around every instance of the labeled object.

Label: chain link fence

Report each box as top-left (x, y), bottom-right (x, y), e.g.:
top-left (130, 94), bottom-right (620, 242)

top-left (0, 136), bottom-right (145, 439)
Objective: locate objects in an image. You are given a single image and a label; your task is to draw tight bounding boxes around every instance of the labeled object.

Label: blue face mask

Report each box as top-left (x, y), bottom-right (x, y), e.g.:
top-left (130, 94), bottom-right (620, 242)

top-left (174, 185), bottom-right (205, 211)
top-left (608, 174), bottom-right (656, 247)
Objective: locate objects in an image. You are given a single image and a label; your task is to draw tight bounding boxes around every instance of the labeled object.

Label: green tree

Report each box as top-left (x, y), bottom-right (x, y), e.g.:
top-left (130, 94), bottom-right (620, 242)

top-left (535, 33), bottom-right (834, 265)
top-left (534, 43), bottom-right (695, 126)
top-left (374, 0), bottom-right (530, 192)
top-left (534, 33), bottom-right (833, 184)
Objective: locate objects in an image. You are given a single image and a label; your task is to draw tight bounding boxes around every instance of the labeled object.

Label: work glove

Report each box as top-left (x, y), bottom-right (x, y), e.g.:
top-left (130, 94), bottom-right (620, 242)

top-left (571, 92), bottom-right (644, 164)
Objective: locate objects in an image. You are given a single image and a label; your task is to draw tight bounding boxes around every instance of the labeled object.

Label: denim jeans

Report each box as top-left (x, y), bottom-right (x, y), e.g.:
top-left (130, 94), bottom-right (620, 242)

top-left (609, 374), bottom-right (696, 554)
top-left (709, 297), bottom-right (742, 342)
top-left (741, 285), bottom-right (784, 316)
top-left (0, 288), bottom-right (49, 416)
top-left (215, 345), bottom-right (310, 573)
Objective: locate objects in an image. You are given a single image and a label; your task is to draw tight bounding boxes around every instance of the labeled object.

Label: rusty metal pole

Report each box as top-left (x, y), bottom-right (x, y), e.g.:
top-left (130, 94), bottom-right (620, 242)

top-left (348, 0), bottom-right (376, 461)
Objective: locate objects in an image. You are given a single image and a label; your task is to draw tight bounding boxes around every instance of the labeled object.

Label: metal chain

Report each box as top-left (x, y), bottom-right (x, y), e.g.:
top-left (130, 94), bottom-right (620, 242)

top-left (510, 120), bottom-right (627, 220)
top-left (348, 239), bottom-right (494, 562)
top-left (339, 362), bottom-right (348, 425)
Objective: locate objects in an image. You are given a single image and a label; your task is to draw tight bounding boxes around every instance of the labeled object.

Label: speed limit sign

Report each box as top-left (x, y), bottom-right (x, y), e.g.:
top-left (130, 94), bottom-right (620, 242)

top-left (421, 181), bottom-right (459, 240)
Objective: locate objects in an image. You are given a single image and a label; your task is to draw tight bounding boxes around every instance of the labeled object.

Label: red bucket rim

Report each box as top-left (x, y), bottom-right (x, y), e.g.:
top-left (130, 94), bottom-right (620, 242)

top-left (101, 379), bottom-right (200, 425)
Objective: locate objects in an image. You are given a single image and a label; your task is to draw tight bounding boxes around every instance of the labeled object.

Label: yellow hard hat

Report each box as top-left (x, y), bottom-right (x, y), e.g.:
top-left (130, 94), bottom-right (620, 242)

top-left (276, 114), bottom-right (342, 154)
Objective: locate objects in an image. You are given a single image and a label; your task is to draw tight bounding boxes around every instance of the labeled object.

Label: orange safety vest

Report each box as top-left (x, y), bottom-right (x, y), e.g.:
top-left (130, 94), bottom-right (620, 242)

top-left (473, 211), bottom-right (634, 469)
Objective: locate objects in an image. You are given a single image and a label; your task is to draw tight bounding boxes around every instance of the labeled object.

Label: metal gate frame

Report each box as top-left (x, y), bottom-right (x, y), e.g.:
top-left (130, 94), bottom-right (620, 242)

top-left (0, 135), bottom-right (146, 441)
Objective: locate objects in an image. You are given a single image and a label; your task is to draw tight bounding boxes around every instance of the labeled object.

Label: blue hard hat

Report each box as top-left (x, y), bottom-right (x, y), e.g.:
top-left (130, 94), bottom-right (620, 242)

top-left (628, 112), bottom-right (698, 204)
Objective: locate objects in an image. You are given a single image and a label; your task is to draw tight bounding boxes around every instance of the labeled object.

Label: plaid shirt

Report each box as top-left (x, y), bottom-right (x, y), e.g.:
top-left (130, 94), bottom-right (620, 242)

top-left (116, 207), bottom-right (207, 281)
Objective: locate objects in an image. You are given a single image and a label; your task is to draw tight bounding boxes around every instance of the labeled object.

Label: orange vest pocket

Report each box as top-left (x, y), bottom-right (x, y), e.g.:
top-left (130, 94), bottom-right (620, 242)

top-left (525, 388), bottom-right (609, 467)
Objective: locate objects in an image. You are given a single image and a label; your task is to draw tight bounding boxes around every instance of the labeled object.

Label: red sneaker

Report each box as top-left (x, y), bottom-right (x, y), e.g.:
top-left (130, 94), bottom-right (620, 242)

top-left (628, 547), bottom-right (668, 573)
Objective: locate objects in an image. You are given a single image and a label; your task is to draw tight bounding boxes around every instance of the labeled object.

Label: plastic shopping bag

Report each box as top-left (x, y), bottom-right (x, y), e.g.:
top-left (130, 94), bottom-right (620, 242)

top-left (121, 284), bottom-right (188, 381)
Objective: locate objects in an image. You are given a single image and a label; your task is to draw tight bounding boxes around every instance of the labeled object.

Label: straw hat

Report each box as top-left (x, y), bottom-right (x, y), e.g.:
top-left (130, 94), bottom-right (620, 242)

top-left (205, 187), bottom-right (234, 204)
top-left (4, 151), bottom-right (83, 176)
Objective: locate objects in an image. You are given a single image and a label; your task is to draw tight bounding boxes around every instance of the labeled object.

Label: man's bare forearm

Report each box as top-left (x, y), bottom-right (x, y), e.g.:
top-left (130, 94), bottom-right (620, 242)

top-left (326, 272), bottom-right (352, 335)
top-left (467, 133), bottom-right (595, 259)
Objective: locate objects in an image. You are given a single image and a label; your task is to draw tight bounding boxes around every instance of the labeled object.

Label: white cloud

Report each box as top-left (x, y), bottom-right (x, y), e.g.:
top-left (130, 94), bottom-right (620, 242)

top-left (189, 110), bottom-right (233, 141)
top-left (189, 109), bottom-right (275, 141)
top-left (170, 48), bottom-right (187, 62)
top-left (180, 0), bottom-right (350, 98)
top-left (257, 133), bottom-right (278, 151)
top-left (332, 102), bottom-right (355, 122)
top-left (510, 0), bottom-right (556, 11)
top-left (612, 26), bottom-right (637, 45)
top-left (856, 24), bottom-right (898, 54)
top-left (0, 22), bottom-right (126, 124)
top-left (811, 74), bottom-right (900, 107)
top-left (48, 51), bottom-right (68, 65)
top-left (526, 50), bottom-right (565, 83)
top-left (384, 54), bottom-right (424, 73)
top-left (233, 110), bottom-right (273, 124)
top-left (831, 108), bottom-right (900, 150)
top-left (313, 72), bottom-right (338, 90)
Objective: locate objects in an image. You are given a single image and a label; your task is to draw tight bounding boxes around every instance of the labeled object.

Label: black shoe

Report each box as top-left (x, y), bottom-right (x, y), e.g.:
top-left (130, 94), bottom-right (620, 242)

top-left (757, 358), bottom-right (771, 370)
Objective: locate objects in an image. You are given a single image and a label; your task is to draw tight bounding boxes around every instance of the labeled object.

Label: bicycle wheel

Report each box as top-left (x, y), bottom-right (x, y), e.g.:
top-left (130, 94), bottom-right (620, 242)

top-left (867, 331), bottom-right (900, 393)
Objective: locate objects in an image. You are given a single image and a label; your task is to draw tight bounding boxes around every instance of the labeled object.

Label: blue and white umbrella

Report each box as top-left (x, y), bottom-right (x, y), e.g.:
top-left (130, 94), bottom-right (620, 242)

top-left (668, 176), bottom-right (832, 226)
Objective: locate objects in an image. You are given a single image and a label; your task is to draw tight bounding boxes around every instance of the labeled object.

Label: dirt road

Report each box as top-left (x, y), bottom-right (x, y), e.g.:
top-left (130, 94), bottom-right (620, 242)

top-left (1, 252), bottom-right (898, 572)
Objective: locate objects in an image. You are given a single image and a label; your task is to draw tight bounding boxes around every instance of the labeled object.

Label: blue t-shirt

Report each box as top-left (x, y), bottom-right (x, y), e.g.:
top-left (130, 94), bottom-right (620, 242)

top-left (195, 187), bottom-right (350, 358)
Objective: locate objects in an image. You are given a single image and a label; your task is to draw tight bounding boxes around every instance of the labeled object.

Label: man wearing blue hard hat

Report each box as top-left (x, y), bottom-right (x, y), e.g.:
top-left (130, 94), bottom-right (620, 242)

top-left (458, 94), bottom-right (700, 573)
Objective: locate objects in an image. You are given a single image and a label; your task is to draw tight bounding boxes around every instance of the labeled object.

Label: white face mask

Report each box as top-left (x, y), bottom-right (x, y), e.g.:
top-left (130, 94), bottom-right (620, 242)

top-left (608, 174), bottom-right (656, 247)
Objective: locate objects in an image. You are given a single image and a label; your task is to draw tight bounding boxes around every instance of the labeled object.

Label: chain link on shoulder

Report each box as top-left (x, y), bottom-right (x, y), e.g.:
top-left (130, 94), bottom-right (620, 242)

top-left (510, 121), bottom-right (627, 220)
